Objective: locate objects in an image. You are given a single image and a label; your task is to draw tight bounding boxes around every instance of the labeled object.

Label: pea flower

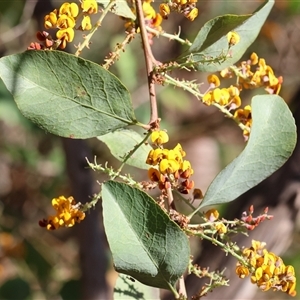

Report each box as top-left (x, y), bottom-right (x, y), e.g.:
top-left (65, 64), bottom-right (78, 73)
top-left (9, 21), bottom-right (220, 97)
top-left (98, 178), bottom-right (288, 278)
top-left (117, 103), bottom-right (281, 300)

top-left (236, 240), bottom-right (297, 297)
top-left (39, 196), bottom-right (85, 230)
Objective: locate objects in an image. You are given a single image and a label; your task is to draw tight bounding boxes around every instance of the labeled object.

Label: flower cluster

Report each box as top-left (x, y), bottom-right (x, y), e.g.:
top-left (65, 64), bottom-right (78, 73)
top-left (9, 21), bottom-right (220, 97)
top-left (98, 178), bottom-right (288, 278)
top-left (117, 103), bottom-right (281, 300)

top-left (160, 0), bottom-right (199, 22)
top-left (202, 52), bottom-right (283, 140)
top-left (236, 240), bottom-right (296, 297)
top-left (221, 52), bottom-right (283, 95)
top-left (39, 196), bottom-right (85, 230)
top-left (146, 130), bottom-right (194, 194)
top-left (203, 80), bottom-right (241, 109)
top-left (28, 0), bottom-right (98, 50)
top-left (124, 0), bottom-right (199, 41)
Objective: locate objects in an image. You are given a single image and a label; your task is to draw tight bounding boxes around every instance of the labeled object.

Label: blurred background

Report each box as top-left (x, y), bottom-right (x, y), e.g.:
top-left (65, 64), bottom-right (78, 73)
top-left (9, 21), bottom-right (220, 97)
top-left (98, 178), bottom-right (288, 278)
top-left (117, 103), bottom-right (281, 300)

top-left (0, 0), bottom-right (300, 299)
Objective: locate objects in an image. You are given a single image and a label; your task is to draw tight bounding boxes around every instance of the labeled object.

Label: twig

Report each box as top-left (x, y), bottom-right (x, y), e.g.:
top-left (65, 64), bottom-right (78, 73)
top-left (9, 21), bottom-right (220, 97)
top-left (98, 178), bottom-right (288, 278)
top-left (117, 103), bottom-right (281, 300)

top-left (165, 185), bottom-right (174, 211)
top-left (164, 74), bottom-right (250, 134)
top-left (145, 25), bottom-right (191, 46)
top-left (135, 0), bottom-right (158, 126)
top-left (75, 0), bottom-right (116, 56)
top-left (115, 131), bottom-right (152, 176)
top-left (102, 32), bottom-right (136, 70)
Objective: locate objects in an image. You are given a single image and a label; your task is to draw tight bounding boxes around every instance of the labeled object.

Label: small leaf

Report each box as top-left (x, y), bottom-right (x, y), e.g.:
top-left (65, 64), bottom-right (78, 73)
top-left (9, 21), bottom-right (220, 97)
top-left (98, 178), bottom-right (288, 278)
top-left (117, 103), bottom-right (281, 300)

top-left (185, 0), bottom-right (274, 72)
top-left (98, 129), bottom-right (152, 169)
top-left (102, 181), bottom-right (190, 290)
top-left (114, 274), bottom-right (160, 300)
top-left (97, 0), bottom-right (136, 19)
top-left (200, 95), bottom-right (296, 208)
top-left (0, 51), bottom-right (137, 139)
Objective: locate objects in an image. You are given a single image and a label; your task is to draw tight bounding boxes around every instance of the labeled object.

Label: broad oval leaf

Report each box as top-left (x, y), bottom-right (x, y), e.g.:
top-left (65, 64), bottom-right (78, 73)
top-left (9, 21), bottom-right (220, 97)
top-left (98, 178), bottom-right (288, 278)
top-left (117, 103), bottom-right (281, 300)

top-left (200, 95), bottom-right (296, 208)
top-left (102, 181), bottom-right (190, 290)
top-left (0, 51), bottom-right (137, 139)
top-left (97, 0), bottom-right (136, 19)
top-left (98, 129), bottom-right (152, 169)
top-left (114, 274), bottom-right (159, 300)
top-left (185, 0), bottom-right (274, 72)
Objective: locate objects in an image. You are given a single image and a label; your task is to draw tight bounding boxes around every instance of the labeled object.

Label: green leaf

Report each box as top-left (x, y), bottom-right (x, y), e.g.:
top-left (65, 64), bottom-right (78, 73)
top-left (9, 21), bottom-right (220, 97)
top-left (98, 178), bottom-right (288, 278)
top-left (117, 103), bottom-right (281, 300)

top-left (114, 274), bottom-right (160, 300)
top-left (186, 0), bottom-right (274, 72)
top-left (0, 278), bottom-right (31, 300)
top-left (97, 0), bottom-right (136, 19)
top-left (0, 51), bottom-right (137, 139)
top-left (200, 95), bottom-right (296, 208)
top-left (102, 181), bottom-right (190, 290)
top-left (98, 129), bottom-right (152, 169)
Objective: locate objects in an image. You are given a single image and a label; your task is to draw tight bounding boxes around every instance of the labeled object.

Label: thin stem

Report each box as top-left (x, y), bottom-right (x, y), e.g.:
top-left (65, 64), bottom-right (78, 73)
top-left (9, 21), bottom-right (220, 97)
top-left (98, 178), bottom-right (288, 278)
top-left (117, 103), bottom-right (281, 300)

top-left (75, 1), bottom-right (116, 56)
top-left (164, 74), bottom-right (251, 134)
top-left (186, 228), bottom-right (251, 267)
top-left (178, 276), bottom-right (187, 298)
top-left (102, 32), bottom-right (136, 70)
top-left (86, 158), bottom-right (143, 188)
top-left (115, 131), bottom-right (152, 176)
top-left (167, 282), bottom-right (180, 299)
top-left (145, 25), bottom-right (191, 46)
top-left (135, 0), bottom-right (158, 126)
top-left (165, 185), bottom-right (174, 211)
top-left (164, 74), bottom-right (202, 99)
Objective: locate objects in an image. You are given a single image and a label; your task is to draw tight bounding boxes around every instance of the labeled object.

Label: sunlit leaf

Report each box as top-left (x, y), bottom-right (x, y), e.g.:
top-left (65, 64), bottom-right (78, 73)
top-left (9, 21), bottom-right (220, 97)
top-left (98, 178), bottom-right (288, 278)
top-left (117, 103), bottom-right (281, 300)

top-left (0, 51), bottom-right (137, 139)
top-left (102, 181), bottom-right (190, 290)
top-left (200, 95), bottom-right (296, 208)
top-left (185, 0), bottom-right (274, 72)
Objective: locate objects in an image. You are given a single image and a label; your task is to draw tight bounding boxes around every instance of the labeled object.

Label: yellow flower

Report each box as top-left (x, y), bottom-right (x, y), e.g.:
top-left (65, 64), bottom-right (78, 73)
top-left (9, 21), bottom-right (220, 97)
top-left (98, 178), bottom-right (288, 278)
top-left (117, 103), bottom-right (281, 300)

top-left (159, 3), bottom-right (170, 19)
top-left (205, 209), bottom-right (219, 221)
top-left (203, 92), bottom-right (213, 105)
top-left (159, 158), bottom-right (180, 174)
top-left (151, 130), bottom-right (169, 145)
top-left (186, 8), bottom-right (198, 21)
top-left (81, 0), bottom-right (98, 14)
top-left (39, 196), bottom-right (85, 230)
top-left (215, 222), bottom-right (227, 235)
top-left (210, 88), bottom-right (230, 106)
top-left (180, 160), bottom-right (193, 178)
top-left (57, 14), bottom-right (76, 29)
top-left (227, 31), bottom-right (240, 46)
top-left (173, 143), bottom-right (186, 158)
top-left (234, 105), bottom-right (251, 123)
top-left (56, 27), bottom-right (75, 48)
top-left (152, 13), bottom-right (163, 29)
top-left (81, 15), bottom-right (92, 30)
top-left (250, 52), bottom-right (259, 65)
top-left (236, 265), bottom-right (250, 278)
top-left (44, 11), bottom-right (58, 29)
top-left (59, 2), bottom-right (79, 17)
top-left (143, 1), bottom-right (156, 19)
top-left (148, 167), bottom-right (161, 182)
top-left (207, 74), bottom-right (220, 87)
